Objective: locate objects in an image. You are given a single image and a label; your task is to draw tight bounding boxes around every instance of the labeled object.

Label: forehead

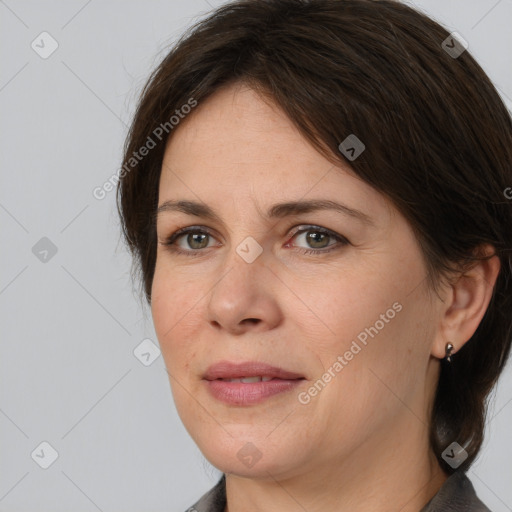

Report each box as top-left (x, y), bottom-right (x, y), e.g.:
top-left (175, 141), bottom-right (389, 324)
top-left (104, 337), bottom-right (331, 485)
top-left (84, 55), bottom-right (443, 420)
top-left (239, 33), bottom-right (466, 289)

top-left (158, 82), bottom-right (388, 221)
top-left (163, 83), bottom-right (322, 179)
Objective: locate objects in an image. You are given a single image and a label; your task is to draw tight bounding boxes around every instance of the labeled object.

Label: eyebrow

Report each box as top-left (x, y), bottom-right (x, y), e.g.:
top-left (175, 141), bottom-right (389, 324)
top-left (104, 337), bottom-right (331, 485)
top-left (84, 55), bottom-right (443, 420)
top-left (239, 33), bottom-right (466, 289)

top-left (155, 199), bottom-right (375, 226)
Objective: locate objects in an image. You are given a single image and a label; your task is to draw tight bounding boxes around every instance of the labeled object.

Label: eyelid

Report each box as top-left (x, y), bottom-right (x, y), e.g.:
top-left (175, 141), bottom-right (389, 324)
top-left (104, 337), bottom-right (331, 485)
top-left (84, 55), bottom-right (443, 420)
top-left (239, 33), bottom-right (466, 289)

top-left (286, 225), bottom-right (350, 248)
top-left (162, 225), bottom-right (220, 247)
top-left (287, 224), bottom-right (343, 240)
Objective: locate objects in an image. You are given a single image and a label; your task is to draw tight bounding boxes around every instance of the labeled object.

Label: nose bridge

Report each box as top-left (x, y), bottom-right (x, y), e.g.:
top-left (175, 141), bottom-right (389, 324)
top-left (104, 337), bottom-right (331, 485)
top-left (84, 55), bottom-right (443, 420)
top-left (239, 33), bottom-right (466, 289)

top-left (213, 234), bottom-right (266, 304)
top-left (206, 235), bottom-right (282, 332)
top-left (220, 211), bottom-right (268, 274)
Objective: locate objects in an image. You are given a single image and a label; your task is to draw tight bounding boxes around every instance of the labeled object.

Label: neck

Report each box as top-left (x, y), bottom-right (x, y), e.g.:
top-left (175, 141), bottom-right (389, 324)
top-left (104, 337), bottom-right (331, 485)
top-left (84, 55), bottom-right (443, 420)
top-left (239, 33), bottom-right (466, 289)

top-left (224, 415), bottom-right (449, 512)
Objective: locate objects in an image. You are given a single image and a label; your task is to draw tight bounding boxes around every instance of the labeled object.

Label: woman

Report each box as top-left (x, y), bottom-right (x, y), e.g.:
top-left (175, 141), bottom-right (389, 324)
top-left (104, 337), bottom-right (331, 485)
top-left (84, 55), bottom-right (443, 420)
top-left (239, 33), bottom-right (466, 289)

top-left (116, 0), bottom-right (512, 510)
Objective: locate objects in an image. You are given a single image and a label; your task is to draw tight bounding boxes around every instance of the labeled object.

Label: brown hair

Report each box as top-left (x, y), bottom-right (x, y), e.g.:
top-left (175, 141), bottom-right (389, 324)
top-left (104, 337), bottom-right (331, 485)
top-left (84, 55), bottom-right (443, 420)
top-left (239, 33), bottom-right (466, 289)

top-left (116, 0), bottom-right (512, 473)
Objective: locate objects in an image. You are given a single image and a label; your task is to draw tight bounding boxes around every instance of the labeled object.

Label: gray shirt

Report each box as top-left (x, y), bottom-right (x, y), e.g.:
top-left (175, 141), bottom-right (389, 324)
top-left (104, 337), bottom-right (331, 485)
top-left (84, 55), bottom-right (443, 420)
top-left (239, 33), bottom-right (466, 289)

top-left (185, 471), bottom-right (491, 512)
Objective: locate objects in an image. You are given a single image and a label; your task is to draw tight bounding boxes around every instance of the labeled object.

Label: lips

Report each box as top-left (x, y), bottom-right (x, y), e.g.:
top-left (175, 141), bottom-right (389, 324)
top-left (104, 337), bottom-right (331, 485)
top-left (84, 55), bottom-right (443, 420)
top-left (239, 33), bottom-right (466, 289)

top-left (203, 361), bottom-right (306, 405)
top-left (203, 361), bottom-right (305, 381)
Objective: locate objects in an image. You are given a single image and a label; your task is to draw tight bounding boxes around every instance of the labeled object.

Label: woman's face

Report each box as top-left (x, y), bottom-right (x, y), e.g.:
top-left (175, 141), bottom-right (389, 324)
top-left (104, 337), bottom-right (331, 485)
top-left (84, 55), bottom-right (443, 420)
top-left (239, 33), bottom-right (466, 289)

top-left (152, 82), bottom-right (442, 479)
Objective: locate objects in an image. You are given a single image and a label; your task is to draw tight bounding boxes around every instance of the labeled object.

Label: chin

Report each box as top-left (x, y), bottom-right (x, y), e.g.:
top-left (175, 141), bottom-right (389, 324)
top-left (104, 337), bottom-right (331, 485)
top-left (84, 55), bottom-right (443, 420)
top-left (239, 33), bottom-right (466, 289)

top-left (195, 433), bottom-right (304, 480)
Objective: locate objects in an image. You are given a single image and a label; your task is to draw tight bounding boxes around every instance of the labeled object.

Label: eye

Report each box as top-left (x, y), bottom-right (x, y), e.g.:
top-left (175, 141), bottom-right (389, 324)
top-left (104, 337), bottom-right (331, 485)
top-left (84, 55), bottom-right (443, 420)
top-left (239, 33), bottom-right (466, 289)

top-left (160, 226), bottom-right (218, 256)
top-left (285, 225), bottom-right (350, 255)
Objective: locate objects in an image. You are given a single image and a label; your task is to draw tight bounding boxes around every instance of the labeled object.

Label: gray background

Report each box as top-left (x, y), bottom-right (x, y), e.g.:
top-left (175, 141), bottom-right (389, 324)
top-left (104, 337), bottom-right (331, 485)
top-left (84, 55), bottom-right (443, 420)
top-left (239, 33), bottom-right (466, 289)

top-left (1, 0), bottom-right (511, 511)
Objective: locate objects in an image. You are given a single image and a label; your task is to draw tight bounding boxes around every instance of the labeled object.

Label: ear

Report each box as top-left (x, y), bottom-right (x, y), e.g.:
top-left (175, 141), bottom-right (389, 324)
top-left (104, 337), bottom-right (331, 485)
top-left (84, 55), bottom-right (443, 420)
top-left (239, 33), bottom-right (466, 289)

top-left (431, 244), bottom-right (501, 359)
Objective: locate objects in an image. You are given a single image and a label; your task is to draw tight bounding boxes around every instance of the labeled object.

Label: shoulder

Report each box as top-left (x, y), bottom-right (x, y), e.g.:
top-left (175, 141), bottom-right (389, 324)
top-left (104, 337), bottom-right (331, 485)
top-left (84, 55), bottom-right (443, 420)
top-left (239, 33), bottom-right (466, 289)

top-left (421, 471), bottom-right (492, 512)
top-left (184, 474), bottom-right (226, 512)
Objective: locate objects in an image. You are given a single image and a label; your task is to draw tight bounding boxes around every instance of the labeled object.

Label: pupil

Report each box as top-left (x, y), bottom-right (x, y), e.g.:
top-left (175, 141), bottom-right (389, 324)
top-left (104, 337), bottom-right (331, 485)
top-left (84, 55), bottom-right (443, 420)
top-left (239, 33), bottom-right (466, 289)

top-left (307, 231), bottom-right (327, 248)
top-left (189, 233), bottom-right (208, 249)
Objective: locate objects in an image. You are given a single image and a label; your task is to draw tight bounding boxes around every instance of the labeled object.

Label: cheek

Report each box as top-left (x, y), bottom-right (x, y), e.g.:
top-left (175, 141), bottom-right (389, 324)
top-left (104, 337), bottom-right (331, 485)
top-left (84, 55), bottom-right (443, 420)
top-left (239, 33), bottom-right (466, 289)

top-left (296, 258), bottom-right (432, 407)
top-left (150, 276), bottom-right (202, 421)
top-left (302, 305), bottom-right (428, 447)
top-left (151, 257), bottom-right (205, 325)
top-left (285, 261), bottom-right (398, 354)
top-left (150, 264), bottom-right (200, 367)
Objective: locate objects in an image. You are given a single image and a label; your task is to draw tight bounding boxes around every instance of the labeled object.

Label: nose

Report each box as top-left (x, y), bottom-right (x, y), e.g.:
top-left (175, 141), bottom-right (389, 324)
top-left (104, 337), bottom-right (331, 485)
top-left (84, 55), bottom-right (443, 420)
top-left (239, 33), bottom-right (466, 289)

top-left (206, 244), bottom-right (283, 335)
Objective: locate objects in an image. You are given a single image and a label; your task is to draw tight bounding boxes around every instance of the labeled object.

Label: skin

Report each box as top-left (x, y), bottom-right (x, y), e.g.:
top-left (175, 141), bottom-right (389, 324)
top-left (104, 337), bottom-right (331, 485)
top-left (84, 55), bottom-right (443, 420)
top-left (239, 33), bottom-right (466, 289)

top-left (151, 81), bottom-right (500, 512)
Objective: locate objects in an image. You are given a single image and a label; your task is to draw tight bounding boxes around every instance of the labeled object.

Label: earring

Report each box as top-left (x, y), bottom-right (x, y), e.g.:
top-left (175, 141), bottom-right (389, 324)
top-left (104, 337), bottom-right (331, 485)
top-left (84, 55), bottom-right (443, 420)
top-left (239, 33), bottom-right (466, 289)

top-left (445, 342), bottom-right (454, 363)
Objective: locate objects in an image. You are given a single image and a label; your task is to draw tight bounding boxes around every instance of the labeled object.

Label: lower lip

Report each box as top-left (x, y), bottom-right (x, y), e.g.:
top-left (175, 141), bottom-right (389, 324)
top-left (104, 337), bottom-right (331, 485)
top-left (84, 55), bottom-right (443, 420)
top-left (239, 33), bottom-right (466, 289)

top-left (205, 379), bottom-right (304, 405)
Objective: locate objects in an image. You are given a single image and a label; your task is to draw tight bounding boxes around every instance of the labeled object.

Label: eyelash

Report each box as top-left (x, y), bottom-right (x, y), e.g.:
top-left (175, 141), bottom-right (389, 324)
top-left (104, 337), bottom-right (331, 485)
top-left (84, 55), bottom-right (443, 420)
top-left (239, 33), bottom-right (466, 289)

top-left (160, 225), bottom-right (350, 257)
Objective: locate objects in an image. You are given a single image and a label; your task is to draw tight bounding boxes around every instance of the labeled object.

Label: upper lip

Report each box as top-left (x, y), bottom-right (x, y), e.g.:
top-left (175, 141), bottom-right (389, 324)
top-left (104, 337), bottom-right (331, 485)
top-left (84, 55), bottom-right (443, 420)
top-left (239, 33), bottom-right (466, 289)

top-left (203, 361), bottom-right (305, 381)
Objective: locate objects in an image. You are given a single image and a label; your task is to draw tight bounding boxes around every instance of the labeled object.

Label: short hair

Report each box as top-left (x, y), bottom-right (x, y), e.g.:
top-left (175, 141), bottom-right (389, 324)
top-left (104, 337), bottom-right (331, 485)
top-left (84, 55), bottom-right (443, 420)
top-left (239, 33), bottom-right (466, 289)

top-left (116, 0), bottom-right (512, 473)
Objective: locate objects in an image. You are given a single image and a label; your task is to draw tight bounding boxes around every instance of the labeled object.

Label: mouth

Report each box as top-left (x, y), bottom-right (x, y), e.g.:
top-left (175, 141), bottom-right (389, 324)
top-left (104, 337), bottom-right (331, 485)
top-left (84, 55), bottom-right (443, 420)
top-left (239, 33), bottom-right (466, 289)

top-left (203, 360), bottom-right (305, 381)
top-left (203, 361), bottom-right (306, 405)
top-left (215, 376), bottom-right (284, 383)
